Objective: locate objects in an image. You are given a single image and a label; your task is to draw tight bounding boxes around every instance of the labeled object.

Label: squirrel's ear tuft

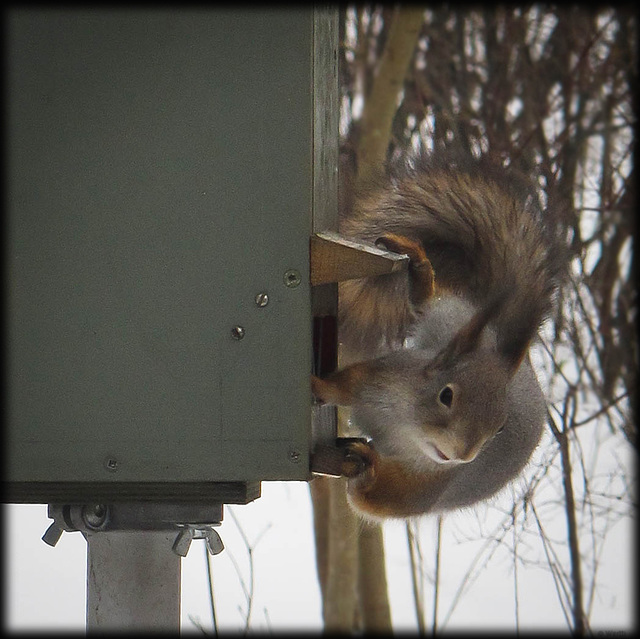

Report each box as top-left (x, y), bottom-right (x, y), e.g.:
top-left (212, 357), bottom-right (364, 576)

top-left (496, 325), bottom-right (530, 374)
top-left (430, 293), bottom-right (508, 369)
top-left (493, 290), bottom-right (540, 374)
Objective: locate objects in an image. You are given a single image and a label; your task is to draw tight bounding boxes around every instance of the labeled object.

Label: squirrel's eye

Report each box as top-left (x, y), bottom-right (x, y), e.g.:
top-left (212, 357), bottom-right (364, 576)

top-left (438, 385), bottom-right (454, 408)
top-left (497, 425), bottom-right (505, 434)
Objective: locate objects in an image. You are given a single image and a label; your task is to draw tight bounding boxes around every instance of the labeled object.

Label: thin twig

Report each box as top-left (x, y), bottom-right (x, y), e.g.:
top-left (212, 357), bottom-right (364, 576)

top-left (557, 403), bottom-right (587, 635)
top-left (432, 515), bottom-right (442, 634)
top-left (406, 521), bottom-right (426, 635)
top-left (511, 501), bottom-right (520, 634)
top-left (530, 500), bottom-right (573, 630)
top-left (204, 541), bottom-right (218, 635)
top-left (227, 508), bottom-right (256, 634)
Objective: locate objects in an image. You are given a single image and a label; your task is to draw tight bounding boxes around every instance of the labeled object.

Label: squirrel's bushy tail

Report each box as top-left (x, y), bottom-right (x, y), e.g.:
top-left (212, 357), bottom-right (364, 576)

top-left (339, 155), bottom-right (564, 359)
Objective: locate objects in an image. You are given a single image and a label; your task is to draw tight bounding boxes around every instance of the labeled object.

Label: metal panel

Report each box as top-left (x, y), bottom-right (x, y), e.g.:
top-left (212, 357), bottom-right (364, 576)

top-left (6, 9), bottom-right (316, 493)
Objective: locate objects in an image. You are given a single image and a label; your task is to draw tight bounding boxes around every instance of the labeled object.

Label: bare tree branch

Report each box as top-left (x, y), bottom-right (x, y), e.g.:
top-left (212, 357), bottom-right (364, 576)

top-left (355, 6), bottom-right (424, 187)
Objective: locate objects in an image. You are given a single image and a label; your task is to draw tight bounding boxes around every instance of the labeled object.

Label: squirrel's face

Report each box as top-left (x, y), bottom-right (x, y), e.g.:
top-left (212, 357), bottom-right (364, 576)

top-left (415, 351), bottom-right (510, 465)
top-left (344, 349), bottom-right (512, 469)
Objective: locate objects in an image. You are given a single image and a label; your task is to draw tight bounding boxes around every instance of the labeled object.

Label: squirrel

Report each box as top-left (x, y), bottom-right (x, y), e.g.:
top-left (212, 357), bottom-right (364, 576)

top-left (312, 153), bottom-right (565, 519)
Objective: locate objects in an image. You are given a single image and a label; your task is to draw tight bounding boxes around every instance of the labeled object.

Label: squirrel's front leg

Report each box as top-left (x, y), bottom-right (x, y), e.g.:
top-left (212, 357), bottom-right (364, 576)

top-left (311, 360), bottom-right (378, 406)
top-left (342, 441), bottom-right (451, 519)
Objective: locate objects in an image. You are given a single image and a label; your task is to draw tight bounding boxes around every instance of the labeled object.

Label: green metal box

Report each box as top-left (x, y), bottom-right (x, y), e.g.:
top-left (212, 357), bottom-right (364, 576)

top-left (5, 9), bottom-right (337, 502)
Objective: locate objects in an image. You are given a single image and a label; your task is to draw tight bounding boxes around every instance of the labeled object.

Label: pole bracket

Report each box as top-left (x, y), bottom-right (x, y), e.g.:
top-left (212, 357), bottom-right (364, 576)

top-left (42, 502), bottom-right (225, 556)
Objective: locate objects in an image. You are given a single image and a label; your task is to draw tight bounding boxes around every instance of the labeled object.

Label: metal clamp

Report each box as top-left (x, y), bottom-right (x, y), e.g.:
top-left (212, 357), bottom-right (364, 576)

top-left (42, 503), bottom-right (225, 557)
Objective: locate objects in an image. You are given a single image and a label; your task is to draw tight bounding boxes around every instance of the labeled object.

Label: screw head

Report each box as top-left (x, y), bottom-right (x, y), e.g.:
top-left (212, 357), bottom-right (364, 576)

top-left (255, 292), bottom-right (269, 307)
top-left (231, 325), bottom-right (245, 340)
top-left (288, 448), bottom-right (301, 463)
top-left (104, 458), bottom-right (118, 472)
top-left (283, 269), bottom-right (301, 288)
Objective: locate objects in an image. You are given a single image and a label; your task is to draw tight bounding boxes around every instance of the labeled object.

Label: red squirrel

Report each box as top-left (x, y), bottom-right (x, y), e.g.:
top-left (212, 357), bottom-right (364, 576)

top-left (312, 155), bottom-right (564, 519)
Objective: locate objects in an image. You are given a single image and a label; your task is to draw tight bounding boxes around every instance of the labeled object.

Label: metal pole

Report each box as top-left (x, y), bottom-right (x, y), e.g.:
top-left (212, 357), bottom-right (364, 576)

top-left (86, 530), bottom-right (181, 632)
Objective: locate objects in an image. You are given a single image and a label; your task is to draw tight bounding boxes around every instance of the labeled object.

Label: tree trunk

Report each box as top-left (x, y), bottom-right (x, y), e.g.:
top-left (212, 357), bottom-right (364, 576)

top-left (355, 6), bottom-right (425, 189)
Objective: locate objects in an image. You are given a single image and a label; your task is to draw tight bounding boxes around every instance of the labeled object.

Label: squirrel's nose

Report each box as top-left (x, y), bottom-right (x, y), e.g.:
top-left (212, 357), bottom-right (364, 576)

top-left (457, 441), bottom-right (483, 463)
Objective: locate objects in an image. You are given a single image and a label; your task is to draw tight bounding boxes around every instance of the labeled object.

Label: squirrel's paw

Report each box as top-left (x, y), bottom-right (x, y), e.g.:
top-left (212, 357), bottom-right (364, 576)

top-left (311, 375), bottom-right (328, 403)
top-left (375, 233), bottom-right (435, 308)
top-left (375, 233), bottom-right (429, 268)
top-left (311, 374), bottom-right (346, 405)
top-left (342, 441), bottom-right (378, 488)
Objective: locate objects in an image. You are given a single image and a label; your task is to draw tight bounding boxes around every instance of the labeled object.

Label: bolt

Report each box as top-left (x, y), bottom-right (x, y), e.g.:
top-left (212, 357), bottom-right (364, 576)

top-left (283, 269), bottom-right (301, 288)
top-left (255, 292), bottom-right (269, 307)
top-left (105, 458), bottom-right (118, 472)
top-left (82, 504), bottom-right (108, 530)
top-left (231, 325), bottom-right (245, 340)
top-left (288, 449), bottom-right (301, 463)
